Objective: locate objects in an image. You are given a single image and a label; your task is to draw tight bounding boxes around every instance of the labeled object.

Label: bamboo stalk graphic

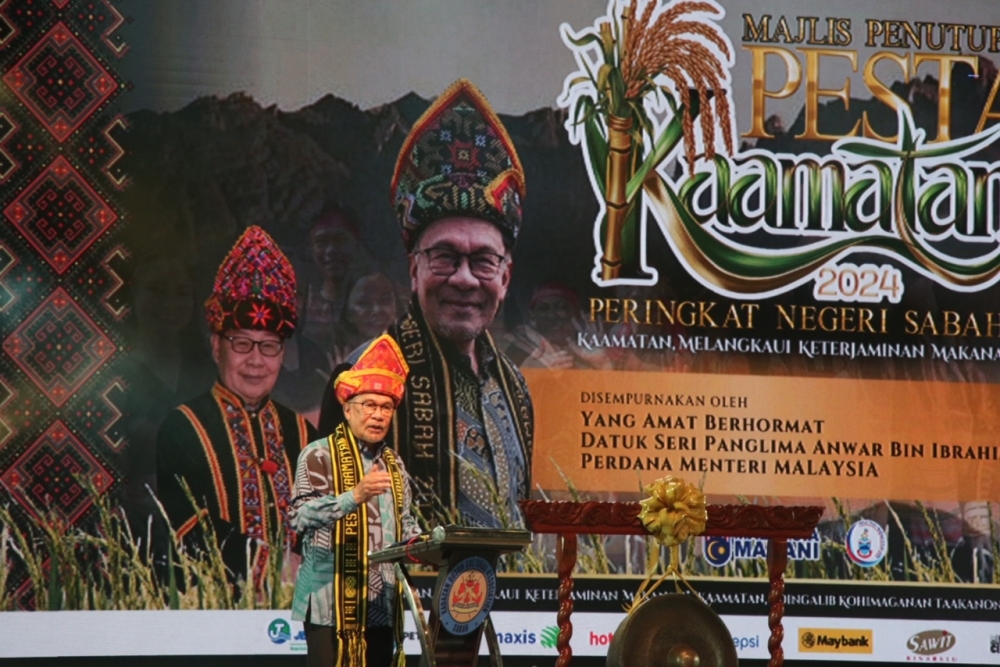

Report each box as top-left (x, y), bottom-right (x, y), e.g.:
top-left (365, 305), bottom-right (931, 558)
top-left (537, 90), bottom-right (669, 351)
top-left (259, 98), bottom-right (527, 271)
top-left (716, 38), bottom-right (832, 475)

top-left (603, 114), bottom-right (634, 279)
top-left (566, 0), bottom-right (735, 280)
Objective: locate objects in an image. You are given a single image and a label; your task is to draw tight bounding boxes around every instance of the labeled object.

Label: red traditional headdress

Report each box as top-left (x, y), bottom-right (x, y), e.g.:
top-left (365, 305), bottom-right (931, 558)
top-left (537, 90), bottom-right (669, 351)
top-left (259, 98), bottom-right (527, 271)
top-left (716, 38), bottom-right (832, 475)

top-left (390, 78), bottom-right (526, 251)
top-left (334, 334), bottom-right (410, 406)
top-left (205, 226), bottom-right (297, 338)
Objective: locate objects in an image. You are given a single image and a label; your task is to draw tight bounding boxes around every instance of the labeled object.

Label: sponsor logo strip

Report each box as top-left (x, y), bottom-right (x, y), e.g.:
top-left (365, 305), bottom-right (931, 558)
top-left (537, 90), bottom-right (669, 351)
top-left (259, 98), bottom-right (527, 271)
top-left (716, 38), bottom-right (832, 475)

top-left (2, 611), bottom-right (999, 663)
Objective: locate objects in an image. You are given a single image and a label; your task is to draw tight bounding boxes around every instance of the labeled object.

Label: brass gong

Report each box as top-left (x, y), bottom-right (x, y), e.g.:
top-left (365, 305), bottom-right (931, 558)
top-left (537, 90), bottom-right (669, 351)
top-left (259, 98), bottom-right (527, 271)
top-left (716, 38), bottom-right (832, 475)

top-left (606, 594), bottom-right (739, 667)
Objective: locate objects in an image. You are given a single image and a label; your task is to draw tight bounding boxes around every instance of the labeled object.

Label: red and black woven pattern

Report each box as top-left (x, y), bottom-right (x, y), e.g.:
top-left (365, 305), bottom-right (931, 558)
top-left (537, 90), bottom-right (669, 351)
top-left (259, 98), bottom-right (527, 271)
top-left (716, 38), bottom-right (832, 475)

top-left (391, 78), bottom-right (526, 251)
top-left (204, 225), bottom-right (298, 338)
top-left (0, 0), bottom-right (128, 609)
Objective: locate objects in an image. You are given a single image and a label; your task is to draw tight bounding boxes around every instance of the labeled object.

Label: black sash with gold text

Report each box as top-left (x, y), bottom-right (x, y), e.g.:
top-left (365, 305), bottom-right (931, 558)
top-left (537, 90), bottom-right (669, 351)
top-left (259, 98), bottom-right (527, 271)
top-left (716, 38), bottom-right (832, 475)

top-left (386, 298), bottom-right (533, 521)
top-left (329, 424), bottom-right (367, 666)
top-left (328, 423), bottom-right (406, 667)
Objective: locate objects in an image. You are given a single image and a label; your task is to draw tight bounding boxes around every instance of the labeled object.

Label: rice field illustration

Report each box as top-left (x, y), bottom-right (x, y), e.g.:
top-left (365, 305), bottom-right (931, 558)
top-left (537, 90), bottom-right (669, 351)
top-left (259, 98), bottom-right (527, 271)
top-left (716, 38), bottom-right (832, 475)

top-left (0, 481), bottom-right (996, 610)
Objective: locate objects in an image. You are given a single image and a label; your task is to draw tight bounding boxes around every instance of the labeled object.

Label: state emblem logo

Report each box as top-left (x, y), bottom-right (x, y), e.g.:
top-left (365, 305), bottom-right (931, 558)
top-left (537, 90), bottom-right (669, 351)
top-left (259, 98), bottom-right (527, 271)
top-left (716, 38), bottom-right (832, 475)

top-left (438, 556), bottom-right (496, 636)
top-left (845, 519), bottom-right (887, 567)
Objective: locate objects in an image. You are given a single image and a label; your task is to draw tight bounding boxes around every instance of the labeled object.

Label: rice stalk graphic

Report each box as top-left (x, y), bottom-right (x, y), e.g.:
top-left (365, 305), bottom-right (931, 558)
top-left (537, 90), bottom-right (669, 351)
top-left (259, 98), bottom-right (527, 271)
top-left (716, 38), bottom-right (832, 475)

top-left (563, 0), bottom-right (735, 280)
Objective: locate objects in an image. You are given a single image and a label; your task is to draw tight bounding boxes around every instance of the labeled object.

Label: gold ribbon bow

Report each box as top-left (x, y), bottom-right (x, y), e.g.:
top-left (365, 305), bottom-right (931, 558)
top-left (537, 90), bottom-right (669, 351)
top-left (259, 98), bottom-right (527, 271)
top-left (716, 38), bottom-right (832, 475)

top-left (628, 475), bottom-right (707, 613)
top-left (639, 475), bottom-right (707, 546)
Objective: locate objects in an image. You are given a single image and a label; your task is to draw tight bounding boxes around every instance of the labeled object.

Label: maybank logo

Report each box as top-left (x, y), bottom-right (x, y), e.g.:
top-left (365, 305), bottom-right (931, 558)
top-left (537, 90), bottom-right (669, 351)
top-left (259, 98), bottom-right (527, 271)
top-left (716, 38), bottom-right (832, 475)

top-left (268, 618), bottom-right (292, 644)
top-left (799, 628), bottom-right (873, 654)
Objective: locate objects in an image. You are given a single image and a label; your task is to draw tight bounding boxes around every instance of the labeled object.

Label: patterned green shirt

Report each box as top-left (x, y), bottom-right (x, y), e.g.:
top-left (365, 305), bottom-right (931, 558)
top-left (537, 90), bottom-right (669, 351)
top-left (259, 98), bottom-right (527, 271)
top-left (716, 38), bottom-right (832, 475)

top-left (289, 437), bottom-right (420, 627)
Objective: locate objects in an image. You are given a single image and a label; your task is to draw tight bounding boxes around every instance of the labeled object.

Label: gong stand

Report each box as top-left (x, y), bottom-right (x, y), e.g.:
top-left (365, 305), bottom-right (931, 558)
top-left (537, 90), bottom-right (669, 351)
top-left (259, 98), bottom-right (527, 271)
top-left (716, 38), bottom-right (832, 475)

top-left (519, 501), bottom-right (823, 667)
top-left (370, 526), bottom-right (532, 667)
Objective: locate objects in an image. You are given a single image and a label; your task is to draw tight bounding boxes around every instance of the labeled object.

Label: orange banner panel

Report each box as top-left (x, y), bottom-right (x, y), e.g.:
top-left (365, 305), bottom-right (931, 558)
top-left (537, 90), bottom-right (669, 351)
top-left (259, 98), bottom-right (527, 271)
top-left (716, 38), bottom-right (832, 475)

top-left (524, 369), bottom-right (1000, 502)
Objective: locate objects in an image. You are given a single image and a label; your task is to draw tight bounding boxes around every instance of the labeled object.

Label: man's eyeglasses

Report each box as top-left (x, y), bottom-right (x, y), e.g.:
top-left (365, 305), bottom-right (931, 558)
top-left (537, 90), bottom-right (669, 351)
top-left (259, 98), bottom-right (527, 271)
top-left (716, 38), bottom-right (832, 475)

top-left (348, 400), bottom-right (395, 416)
top-left (222, 335), bottom-right (284, 357)
top-left (416, 247), bottom-right (507, 280)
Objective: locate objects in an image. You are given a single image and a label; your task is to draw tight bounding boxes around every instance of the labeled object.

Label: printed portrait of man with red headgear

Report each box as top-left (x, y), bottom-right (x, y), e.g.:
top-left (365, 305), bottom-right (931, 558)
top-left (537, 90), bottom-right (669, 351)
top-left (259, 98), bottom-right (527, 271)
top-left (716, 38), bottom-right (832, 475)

top-left (156, 226), bottom-right (317, 594)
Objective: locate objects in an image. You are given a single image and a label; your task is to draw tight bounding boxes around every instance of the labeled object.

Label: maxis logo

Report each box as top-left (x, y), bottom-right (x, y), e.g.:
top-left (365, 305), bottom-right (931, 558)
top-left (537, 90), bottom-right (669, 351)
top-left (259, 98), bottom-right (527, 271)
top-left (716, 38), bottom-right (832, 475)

top-left (495, 630), bottom-right (537, 645)
top-left (799, 628), bottom-right (873, 654)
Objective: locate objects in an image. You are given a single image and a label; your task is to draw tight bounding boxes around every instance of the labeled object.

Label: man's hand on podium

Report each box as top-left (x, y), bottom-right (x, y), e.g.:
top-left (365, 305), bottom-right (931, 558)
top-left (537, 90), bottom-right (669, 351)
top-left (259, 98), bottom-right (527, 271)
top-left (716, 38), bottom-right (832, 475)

top-left (353, 461), bottom-right (391, 504)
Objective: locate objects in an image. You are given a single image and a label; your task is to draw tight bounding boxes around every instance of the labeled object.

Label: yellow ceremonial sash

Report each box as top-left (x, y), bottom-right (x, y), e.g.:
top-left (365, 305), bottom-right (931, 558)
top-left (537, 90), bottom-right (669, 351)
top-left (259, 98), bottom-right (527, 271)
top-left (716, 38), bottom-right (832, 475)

top-left (328, 424), bottom-right (406, 667)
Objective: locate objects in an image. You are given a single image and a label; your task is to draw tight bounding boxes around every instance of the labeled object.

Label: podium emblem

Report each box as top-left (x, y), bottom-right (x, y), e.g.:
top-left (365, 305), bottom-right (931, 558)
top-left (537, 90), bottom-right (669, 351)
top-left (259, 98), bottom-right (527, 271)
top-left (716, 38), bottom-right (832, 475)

top-left (438, 556), bottom-right (496, 636)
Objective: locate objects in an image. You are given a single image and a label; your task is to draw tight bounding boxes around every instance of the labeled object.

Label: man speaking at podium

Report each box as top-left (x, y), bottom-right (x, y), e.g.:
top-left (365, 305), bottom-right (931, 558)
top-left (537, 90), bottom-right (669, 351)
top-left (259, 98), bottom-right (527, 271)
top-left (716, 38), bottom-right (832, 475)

top-left (290, 334), bottom-right (420, 667)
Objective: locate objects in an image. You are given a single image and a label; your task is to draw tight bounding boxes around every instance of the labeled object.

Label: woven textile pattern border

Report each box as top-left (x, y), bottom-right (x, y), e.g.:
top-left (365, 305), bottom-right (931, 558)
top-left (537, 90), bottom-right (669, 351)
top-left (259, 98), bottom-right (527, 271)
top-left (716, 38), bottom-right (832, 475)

top-left (0, 0), bottom-right (128, 609)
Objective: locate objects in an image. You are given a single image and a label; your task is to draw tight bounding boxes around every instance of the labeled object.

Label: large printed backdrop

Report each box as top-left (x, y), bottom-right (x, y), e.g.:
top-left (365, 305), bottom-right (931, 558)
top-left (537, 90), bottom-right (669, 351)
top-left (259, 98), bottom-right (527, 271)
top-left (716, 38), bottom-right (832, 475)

top-left (0, 0), bottom-right (998, 630)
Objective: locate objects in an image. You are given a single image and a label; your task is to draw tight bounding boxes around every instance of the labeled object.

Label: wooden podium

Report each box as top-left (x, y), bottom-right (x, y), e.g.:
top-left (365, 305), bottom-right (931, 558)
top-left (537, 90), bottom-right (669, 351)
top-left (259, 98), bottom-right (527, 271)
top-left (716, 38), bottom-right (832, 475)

top-left (370, 526), bottom-right (531, 667)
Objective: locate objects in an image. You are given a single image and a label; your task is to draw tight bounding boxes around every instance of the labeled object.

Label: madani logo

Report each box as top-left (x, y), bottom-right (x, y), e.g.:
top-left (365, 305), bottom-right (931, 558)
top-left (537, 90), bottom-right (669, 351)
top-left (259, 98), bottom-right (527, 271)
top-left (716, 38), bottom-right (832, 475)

top-left (560, 0), bottom-right (1000, 302)
top-left (845, 519), bottom-right (887, 567)
top-left (907, 630), bottom-right (957, 657)
top-left (705, 529), bottom-right (820, 567)
top-left (799, 628), bottom-right (873, 654)
top-left (268, 618), bottom-right (292, 644)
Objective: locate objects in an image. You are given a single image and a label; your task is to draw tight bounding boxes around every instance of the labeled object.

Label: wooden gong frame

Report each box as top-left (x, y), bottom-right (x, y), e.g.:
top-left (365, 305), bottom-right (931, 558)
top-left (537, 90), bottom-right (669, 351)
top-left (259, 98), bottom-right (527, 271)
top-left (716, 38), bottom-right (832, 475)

top-left (520, 500), bottom-right (823, 667)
